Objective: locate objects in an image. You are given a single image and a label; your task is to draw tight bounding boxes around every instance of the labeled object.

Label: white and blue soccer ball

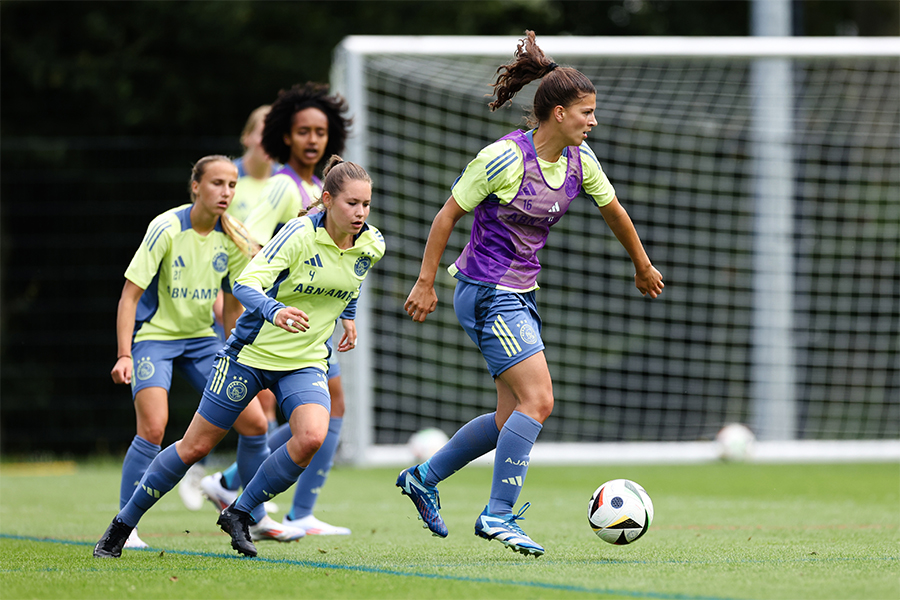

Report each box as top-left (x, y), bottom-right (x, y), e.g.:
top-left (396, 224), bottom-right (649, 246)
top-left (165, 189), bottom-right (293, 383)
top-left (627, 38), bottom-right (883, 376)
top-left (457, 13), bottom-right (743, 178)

top-left (588, 479), bottom-right (654, 545)
top-left (716, 422), bottom-right (756, 462)
top-left (407, 427), bottom-right (449, 462)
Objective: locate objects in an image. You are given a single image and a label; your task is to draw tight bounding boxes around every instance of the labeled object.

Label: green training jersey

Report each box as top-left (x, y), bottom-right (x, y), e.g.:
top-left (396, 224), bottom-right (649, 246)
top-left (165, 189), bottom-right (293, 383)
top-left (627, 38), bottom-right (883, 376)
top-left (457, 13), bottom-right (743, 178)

top-left (244, 170), bottom-right (322, 245)
top-left (125, 204), bottom-right (251, 343)
top-left (230, 212), bottom-right (385, 371)
top-left (228, 175), bottom-right (269, 223)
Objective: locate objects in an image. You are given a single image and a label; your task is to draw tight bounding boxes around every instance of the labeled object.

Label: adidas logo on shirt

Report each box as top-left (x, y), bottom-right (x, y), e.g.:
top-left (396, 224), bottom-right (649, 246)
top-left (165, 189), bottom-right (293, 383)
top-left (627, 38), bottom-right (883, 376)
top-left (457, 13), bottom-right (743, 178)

top-left (521, 182), bottom-right (537, 196)
top-left (549, 202), bottom-right (560, 213)
top-left (502, 476), bottom-right (524, 486)
top-left (173, 256), bottom-right (186, 267)
top-left (304, 254), bottom-right (323, 268)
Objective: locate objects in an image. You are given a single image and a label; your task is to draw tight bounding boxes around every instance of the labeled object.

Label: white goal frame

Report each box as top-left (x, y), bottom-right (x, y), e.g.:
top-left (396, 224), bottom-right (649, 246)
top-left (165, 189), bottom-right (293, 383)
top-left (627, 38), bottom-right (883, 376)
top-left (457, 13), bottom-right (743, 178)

top-left (331, 36), bottom-right (900, 466)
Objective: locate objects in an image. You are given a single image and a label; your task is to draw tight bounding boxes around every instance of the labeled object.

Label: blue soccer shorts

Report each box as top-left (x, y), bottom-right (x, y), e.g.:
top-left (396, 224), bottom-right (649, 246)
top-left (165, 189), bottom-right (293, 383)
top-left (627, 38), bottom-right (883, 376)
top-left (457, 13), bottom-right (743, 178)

top-left (453, 280), bottom-right (545, 378)
top-left (130, 336), bottom-right (222, 397)
top-left (198, 351), bottom-right (331, 430)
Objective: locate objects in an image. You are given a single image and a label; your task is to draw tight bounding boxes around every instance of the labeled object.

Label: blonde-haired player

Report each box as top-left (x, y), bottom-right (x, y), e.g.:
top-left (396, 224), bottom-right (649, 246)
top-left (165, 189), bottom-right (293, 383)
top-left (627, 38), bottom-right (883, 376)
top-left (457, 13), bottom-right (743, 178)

top-left (111, 155), bottom-right (303, 549)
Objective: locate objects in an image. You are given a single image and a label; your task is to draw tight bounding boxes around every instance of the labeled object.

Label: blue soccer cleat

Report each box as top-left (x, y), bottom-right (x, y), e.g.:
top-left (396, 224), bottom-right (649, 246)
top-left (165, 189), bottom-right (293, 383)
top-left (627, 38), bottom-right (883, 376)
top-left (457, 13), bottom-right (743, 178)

top-left (474, 502), bottom-right (544, 557)
top-left (396, 466), bottom-right (448, 538)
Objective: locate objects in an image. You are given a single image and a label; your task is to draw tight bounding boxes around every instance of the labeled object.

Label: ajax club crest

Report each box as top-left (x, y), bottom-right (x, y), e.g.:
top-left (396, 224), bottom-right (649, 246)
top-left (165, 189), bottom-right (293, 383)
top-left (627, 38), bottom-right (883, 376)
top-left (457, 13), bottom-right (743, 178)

top-left (226, 376), bottom-right (249, 402)
top-left (135, 357), bottom-right (155, 381)
top-left (212, 252), bottom-right (229, 273)
top-left (519, 323), bottom-right (538, 345)
top-left (354, 256), bottom-right (372, 277)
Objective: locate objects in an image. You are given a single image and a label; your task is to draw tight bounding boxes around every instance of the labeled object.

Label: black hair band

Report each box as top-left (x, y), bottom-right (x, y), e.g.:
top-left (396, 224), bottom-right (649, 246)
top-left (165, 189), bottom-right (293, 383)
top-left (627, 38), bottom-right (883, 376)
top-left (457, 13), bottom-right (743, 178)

top-left (548, 62), bottom-right (559, 71)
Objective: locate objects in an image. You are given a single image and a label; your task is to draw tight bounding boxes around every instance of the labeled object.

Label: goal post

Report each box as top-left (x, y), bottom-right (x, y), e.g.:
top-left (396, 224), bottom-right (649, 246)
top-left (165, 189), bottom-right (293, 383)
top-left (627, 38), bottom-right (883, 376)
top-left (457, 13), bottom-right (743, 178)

top-left (330, 36), bottom-right (900, 465)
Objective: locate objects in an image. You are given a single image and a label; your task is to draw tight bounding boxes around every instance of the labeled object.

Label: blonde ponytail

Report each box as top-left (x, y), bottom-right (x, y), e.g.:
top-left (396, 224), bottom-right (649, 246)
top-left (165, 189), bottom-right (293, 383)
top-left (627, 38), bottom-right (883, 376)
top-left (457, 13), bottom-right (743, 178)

top-left (221, 213), bottom-right (261, 258)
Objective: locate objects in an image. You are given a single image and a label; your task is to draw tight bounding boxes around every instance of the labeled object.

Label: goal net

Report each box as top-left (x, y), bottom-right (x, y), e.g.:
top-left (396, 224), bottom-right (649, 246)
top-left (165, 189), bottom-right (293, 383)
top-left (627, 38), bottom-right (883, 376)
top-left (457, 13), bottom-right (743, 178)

top-left (331, 36), bottom-right (899, 464)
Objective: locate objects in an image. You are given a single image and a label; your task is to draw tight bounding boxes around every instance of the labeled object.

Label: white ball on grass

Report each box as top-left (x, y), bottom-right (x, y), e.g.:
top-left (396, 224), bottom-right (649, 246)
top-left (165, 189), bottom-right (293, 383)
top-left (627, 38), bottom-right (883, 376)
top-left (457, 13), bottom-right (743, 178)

top-left (407, 427), bottom-right (449, 462)
top-left (716, 422), bottom-right (756, 462)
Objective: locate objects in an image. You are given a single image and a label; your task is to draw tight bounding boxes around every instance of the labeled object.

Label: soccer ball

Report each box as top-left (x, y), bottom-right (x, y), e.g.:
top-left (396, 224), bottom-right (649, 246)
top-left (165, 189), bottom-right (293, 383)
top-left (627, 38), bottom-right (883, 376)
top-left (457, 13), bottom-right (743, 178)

top-left (716, 423), bottom-right (756, 462)
top-left (588, 479), bottom-right (654, 545)
top-left (407, 427), bottom-right (449, 462)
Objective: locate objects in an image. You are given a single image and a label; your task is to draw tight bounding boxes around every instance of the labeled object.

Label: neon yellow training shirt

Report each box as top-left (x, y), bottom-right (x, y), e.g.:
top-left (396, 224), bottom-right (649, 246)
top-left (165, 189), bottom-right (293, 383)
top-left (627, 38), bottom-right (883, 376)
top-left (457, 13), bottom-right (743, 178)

top-left (228, 175), bottom-right (269, 223)
top-left (244, 170), bottom-right (322, 245)
top-left (451, 135), bottom-right (616, 212)
top-left (229, 212), bottom-right (385, 372)
top-left (124, 204), bottom-right (251, 342)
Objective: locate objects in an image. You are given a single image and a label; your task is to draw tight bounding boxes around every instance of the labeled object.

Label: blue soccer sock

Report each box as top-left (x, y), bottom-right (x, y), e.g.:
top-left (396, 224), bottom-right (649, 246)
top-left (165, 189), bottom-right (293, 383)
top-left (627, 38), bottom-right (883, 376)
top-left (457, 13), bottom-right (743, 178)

top-left (421, 412), bottom-right (500, 488)
top-left (221, 423), bottom-right (291, 491)
top-left (236, 433), bottom-right (270, 523)
top-left (236, 444), bottom-right (304, 521)
top-left (287, 417), bottom-right (342, 521)
top-left (488, 411), bottom-right (542, 515)
top-left (119, 435), bottom-right (161, 510)
top-left (118, 444), bottom-right (189, 527)
top-left (266, 422), bottom-right (293, 451)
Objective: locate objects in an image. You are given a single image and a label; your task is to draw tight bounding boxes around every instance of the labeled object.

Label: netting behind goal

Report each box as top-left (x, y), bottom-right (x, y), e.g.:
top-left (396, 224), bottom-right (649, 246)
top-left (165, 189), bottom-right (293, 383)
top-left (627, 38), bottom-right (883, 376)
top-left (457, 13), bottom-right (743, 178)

top-left (331, 37), bottom-right (899, 453)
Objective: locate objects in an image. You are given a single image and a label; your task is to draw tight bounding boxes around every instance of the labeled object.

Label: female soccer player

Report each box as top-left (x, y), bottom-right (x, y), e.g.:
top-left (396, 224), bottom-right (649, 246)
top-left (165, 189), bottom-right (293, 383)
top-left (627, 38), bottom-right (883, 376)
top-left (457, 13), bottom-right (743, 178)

top-left (110, 155), bottom-right (300, 548)
top-left (201, 82), bottom-right (356, 536)
top-left (229, 104), bottom-right (277, 223)
top-left (398, 31), bottom-right (664, 557)
top-left (178, 105), bottom-right (281, 510)
top-left (94, 156), bottom-right (384, 558)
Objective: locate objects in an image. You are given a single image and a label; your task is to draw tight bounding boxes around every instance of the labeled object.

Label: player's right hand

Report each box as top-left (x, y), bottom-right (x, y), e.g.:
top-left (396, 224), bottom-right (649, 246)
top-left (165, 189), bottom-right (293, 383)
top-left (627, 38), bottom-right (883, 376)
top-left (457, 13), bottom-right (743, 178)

top-left (275, 307), bottom-right (309, 333)
top-left (110, 357), bottom-right (132, 385)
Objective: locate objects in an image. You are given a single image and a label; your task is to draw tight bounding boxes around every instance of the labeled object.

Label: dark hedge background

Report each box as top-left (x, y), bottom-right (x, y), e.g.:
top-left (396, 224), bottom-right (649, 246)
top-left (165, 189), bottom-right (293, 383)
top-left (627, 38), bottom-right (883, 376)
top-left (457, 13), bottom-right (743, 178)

top-left (2, 0), bottom-right (896, 455)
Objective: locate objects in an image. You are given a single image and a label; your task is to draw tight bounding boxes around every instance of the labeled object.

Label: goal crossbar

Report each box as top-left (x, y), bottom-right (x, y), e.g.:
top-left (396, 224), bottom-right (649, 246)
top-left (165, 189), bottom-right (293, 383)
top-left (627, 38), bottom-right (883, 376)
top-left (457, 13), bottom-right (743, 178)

top-left (338, 35), bottom-right (900, 58)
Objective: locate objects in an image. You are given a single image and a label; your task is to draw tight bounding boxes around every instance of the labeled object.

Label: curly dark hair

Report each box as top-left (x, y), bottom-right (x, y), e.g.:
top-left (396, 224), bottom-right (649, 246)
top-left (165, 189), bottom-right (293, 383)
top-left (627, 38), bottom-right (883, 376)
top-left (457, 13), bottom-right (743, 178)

top-left (261, 82), bottom-right (352, 167)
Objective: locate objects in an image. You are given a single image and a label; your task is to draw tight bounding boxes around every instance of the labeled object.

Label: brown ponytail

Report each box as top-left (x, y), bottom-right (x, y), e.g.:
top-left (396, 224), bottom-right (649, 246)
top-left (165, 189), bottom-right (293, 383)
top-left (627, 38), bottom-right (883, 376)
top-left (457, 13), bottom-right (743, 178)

top-left (299, 154), bottom-right (372, 218)
top-left (490, 30), bottom-right (596, 128)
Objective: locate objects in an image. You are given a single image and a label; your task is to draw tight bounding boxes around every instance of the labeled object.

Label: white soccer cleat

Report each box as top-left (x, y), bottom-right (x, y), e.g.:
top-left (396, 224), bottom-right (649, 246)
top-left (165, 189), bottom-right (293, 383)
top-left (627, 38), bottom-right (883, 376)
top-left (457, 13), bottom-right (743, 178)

top-left (178, 463), bottom-right (207, 511)
top-left (123, 527), bottom-right (149, 550)
top-left (249, 515), bottom-right (306, 542)
top-left (283, 514), bottom-right (351, 536)
top-left (200, 472), bottom-right (238, 512)
top-left (263, 501), bottom-right (280, 514)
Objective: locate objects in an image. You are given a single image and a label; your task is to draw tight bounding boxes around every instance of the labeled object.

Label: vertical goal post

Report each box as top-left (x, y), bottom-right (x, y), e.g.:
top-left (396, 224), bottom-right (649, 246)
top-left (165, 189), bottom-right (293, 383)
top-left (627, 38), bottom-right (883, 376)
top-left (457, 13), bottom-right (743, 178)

top-left (330, 36), bottom-right (900, 466)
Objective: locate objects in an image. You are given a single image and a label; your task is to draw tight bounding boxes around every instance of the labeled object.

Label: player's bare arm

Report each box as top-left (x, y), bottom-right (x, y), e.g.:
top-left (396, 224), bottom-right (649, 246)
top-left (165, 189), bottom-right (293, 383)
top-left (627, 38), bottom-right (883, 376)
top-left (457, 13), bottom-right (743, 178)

top-left (405, 196), bottom-right (467, 322)
top-left (598, 196), bottom-right (664, 298)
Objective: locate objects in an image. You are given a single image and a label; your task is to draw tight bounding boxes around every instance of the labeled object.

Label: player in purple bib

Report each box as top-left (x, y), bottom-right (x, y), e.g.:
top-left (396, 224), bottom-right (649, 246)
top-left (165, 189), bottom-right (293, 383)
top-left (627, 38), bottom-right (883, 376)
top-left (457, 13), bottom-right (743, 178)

top-left (398, 31), bottom-right (665, 557)
top-left (454, 128), bottom-right (584, 291)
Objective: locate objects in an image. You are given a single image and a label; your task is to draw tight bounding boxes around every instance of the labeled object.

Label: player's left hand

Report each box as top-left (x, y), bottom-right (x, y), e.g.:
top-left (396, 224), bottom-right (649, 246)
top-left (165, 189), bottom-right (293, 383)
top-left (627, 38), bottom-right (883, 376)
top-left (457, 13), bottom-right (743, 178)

top-left (338, 319), bottom-right (357, 352)
top-left (635, 265), bottom-right (664, 298)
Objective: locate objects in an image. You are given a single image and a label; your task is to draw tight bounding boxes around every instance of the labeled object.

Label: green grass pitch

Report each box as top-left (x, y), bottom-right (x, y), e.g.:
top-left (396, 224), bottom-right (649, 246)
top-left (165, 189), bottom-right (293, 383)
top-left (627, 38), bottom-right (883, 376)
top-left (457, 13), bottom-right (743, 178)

top-left (0, 459), bottom-right (897, 599)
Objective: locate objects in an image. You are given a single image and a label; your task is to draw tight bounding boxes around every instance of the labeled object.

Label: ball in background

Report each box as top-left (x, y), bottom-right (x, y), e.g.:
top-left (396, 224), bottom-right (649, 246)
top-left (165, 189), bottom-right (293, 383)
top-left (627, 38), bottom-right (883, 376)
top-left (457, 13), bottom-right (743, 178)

top-left (588, 479), bottom-right (654, 545)
top-left (716, 422), bottom-right (756, 462)
top-left (407, 427), bottom-right (449, 462)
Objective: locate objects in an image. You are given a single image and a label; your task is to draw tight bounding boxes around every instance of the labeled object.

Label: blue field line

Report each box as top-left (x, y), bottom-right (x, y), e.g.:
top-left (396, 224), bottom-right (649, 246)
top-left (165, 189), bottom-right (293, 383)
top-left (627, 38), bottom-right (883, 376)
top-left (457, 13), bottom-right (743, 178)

top-left (2, 533), bottom-right (744, 600)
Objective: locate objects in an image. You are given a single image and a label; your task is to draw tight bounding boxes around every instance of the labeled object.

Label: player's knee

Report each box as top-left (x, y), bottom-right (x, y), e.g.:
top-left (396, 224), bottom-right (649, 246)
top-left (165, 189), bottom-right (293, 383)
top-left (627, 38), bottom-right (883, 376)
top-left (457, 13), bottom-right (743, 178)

top-left (520, 395), bottom-right (554, 424)
top-left (138, 425), bottom-right (166, 446)
top-left (533, 396), bottom-right (554, 423)
top-left (244, 414), bottom-right (268, 437)
top-left (287, 434), bottom-right (325, 463)
top-left (177, 439), bottom-right (213, 464)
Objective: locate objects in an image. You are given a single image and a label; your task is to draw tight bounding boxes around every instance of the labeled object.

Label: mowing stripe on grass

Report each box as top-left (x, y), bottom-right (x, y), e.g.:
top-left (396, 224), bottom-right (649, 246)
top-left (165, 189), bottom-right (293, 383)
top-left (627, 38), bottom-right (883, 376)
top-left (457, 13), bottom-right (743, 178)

top-left (2, 534), bottom-right (741, 600)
